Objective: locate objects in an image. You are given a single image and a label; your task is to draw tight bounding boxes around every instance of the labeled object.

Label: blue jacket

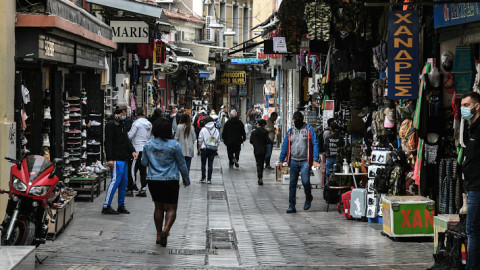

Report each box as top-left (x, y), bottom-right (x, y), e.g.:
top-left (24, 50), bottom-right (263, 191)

top-left (279, 123), bottom-right (319, 167)
top-left (141, 138), bottom-right (190, 185)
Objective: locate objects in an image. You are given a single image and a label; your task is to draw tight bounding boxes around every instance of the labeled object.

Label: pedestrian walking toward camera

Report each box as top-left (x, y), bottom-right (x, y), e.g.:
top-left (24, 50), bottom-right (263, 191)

top-left (279, 111), bottom-right (320, 214)
top-left (141, 118), bottom-right (190, 247)
top-left (102, 102), bottom-right (137, 215)
top-left (222, 110), bottom-right (246, 168)
top-left (175, 113), bottom-right (196, 172)
top-left (250, 119), bottom-right (272, 185)
top-left (265, 112), bottom-right (278, 169)
top-left (149, 108), bottom-right (163, 125)
top-left (198, 117), bottom-right (221, 184)
top-left (127, 108), bottom-right (152, 197)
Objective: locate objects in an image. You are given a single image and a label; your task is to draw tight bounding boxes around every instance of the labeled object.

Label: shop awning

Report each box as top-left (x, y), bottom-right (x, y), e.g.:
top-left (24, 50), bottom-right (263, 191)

top-left (46, 0), bottom-right (113, 39)
top-left (86, 0), bottom-right (165, 19)
top-left (176, 56), bottom-right (209, 66)
top-left (196, 66), bottom-right (210, 78)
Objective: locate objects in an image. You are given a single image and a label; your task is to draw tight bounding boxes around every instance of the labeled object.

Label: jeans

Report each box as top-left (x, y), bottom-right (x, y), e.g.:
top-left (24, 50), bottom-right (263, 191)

top-left (265, 143), bottom-right (273, 167)
top-left (184, 156), bottom-right (192, 172)
top-left (255, 154), bottom-right (265, 179)
top-left (467, 190), bottom-right (480, 270)
top-left (288, 160), bottom-right (313, 206)
top-left (201, 149), bottom-right (216, 180)
top-left (325, 157), bottom-right (336, 186)
top-left (133, 152), bottom-right (147, 191)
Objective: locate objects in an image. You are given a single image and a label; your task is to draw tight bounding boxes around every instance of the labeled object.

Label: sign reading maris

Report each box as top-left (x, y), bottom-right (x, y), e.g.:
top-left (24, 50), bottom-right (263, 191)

top-left (387, 11), bottom-right (419, 100)
top-left (110, 21), bottom-right (149, 44)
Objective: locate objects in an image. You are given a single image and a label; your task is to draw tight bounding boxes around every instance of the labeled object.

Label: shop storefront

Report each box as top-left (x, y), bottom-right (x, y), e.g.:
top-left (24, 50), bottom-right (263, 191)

top-left (15, 0), bottom-right (116, 182)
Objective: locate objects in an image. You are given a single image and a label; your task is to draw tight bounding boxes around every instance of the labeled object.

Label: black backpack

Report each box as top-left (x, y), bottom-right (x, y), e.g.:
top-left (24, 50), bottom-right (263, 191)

top-left (374, 165), bottom-right (394, 193)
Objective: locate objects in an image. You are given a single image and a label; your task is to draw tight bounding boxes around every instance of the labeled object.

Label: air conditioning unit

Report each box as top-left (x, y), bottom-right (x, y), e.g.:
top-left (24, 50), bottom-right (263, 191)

top-left (206, 28), bottom-right (214, 41)
top-left (206, 16), bottom-right (212, 28)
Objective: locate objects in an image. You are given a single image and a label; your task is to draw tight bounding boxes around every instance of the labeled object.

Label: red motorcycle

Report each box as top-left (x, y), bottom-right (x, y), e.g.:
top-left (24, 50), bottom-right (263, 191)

top-left (0, 153), bottom-right (64, 246)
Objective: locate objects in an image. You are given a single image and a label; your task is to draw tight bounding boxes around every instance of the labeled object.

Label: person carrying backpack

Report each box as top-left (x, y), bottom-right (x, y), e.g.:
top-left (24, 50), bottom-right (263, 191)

top-left (198, 116), bottom-right (221, 184)
top-left (193, 109), bottom-right (208, 155)
top-left (250, 120), bottom-right (273, 185)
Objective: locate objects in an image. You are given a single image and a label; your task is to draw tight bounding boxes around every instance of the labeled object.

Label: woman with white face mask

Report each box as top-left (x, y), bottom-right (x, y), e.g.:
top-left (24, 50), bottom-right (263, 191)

top-left (460, 92), bottom-right (480, 270)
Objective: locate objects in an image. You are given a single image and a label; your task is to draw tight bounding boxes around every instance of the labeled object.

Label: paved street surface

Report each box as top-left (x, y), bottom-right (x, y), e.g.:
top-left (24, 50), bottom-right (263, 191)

top-left (36, 143), bottom-right (434, 269)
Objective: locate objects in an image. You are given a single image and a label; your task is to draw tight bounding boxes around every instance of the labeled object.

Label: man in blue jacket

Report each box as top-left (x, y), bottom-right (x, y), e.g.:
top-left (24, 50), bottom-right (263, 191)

top-left (279, 111), bottom-right (320, 213)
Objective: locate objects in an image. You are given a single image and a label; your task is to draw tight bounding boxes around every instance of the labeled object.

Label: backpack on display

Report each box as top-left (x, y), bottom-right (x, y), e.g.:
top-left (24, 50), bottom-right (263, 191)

top-left (197, 115), bottom-right (206, 130)
top-left (205, 129), bottom-right (218, 151)
top-left (372, 109), bottom-right (387, 137)
top-left (373, 166), bottom-right (393, 193)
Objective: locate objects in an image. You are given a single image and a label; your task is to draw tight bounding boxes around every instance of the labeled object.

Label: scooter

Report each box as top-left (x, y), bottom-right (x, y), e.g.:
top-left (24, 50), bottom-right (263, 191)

top-left (0, 152), bottom-right (64, 246)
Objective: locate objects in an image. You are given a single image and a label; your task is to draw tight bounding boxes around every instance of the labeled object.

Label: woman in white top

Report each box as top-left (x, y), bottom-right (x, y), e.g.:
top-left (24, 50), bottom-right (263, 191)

top-left (174, 114), bottom-right (196, 172)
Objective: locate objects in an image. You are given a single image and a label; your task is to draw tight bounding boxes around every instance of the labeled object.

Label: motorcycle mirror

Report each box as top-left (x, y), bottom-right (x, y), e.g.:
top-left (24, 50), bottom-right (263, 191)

top-left (53, 158), bottom-right (63, 166)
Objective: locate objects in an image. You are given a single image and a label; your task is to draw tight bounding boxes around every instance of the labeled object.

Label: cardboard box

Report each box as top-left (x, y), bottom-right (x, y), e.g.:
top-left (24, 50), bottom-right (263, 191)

top-left (382, 196), bottom-right (435, 237)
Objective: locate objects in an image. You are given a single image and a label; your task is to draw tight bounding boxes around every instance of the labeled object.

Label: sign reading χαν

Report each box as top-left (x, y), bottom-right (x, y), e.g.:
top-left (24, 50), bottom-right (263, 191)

top-left (220, 71), bottom-right (246, 85)
top-left (388, 11), bottom-right (419, 100)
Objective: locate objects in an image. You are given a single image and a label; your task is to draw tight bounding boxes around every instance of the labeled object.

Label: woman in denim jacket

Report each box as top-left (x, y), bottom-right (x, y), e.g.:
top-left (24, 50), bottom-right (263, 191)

top-left (141, 118), bottom-right (190, 246)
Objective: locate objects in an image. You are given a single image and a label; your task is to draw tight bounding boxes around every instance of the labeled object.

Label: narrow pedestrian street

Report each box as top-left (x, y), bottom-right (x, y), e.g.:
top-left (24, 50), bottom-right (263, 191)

top-left (36, 144), bottom-right (434, 270)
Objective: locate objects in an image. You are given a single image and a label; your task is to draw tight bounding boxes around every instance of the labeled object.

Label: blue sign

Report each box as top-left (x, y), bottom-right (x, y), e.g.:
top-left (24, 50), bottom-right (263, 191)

top-left (231, 58), bottom-right (265, 65)
top-left (434, 1), bottom-right (480, 29)
top-left (388, 11), bottom-right (419, 100)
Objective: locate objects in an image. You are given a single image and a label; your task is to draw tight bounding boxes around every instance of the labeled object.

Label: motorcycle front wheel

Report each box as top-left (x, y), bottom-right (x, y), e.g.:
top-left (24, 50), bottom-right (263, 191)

top-left (1, 218), bottom-right (35, 245)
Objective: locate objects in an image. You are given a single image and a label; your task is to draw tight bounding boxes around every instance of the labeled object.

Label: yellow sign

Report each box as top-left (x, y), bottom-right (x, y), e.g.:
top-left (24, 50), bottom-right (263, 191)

top-left (220, 71), bottom-right (246, 85)
top-left (382, 201), bottom-right (391, 235)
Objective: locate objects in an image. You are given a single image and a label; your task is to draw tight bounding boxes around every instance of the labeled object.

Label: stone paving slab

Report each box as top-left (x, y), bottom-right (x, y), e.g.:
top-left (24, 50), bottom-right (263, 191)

top-left (35, 144), bottom-right (434, 269)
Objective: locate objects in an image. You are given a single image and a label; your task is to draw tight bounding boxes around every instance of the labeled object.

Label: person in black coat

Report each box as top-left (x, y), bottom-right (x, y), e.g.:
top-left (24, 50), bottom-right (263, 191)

top-left (222, 110), bottom-right (246, 168)
top-left (250, 119), bottom-right (272, 185)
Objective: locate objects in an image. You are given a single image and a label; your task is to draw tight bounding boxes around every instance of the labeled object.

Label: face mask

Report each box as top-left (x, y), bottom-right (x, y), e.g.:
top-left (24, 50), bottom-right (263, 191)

top-left (121, 115), bottom-right (127, 121)
top-left (461, 104), bottom-right (478, 120)
top-left (294, 119), bottom-right (303, 129)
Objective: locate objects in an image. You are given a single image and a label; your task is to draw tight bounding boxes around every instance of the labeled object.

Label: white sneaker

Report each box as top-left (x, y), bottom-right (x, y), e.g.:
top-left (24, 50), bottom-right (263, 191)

top-left (88, 139), bottom-right (101, 145)
top-left (42, 134), bottom-right (50, 147)
top-left (43, 107), bottom-right (51, 120)
top-left (91, 120), bottom-right (101, 126)
top-left (96, 160), bottom-right (106, 171)
top-left (63, 152), bottom-right (70, 158)
top-left (64, 114), bottom-right (69, 120)
top-left (64, 127), bottom-right (70, 133)
top-left (82, 119), bottom-right (86, 127)
top-left (70, 112), bottom-right (81, 117)
top-left (81, 152), bottom-right (87, 159)
top-left (82, 140), bottom-right (87, 149)
top-left (81, 130), bottom-right (87, 138)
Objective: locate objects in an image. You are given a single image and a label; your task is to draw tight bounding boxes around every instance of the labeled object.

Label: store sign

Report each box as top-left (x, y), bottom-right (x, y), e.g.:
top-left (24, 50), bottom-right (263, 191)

top-left (387, 11), bottom-right (419, 100)
top-left (256, 48), bottom-right (281, 59)
top-left (44, 41), bottom-right (54, 57)
top-left (110, 21), bottom-right (149, 43)
top-left (231, 58), bottom-right (265, 65)
top-left (139, 58), bottom-right (153, 75)
top-left (273, 37), bottom-right (288, 53)
top-left (220, 71), bottom-right (246, 85)
top-left (433, 1), bottom-right (480, 29)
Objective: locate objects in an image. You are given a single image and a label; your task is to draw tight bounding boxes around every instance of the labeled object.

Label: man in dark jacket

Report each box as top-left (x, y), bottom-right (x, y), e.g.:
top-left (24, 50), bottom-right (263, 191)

top-left (250, 120), bottom-right (272, 185)
top-left (102, 102), bottom-right (137, 215)
top-left (461, 92), bottom-right (480, 269)
top-left (222, 110), bottom-right (246, 168)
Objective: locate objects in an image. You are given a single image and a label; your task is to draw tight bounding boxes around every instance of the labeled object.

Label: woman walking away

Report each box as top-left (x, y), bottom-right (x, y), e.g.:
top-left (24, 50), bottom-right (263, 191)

top-left (250, 119), bottom-right (272, 185)
top-left (175, 114), bottom-right (196, 172)
top-left (198, 116), bottom-right (221, 184)
top-left (141, 118), bottom-right (190, 246)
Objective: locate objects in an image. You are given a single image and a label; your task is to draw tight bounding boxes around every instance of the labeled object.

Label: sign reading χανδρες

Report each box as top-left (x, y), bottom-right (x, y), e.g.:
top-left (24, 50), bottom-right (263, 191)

top-left (387, 11), bottom-right (419, 100)
top-left (110, 21), bottom-right (149, 44)
top-left (220, 71), bottom-right (246, 85)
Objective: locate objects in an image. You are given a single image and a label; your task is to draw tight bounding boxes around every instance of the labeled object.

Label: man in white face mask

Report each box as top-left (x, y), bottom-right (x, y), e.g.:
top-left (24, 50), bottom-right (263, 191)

top-left (461, 92), bottom-right (480, 270)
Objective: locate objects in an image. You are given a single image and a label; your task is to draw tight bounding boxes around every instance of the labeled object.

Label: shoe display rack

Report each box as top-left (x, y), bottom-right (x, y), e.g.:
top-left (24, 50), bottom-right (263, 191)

top-left (86, 82), bottom-right (105, 168)
top-left (63, 94), bottom-right (84, 179)
top-left (42, 88), bottom-right (52, 159)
